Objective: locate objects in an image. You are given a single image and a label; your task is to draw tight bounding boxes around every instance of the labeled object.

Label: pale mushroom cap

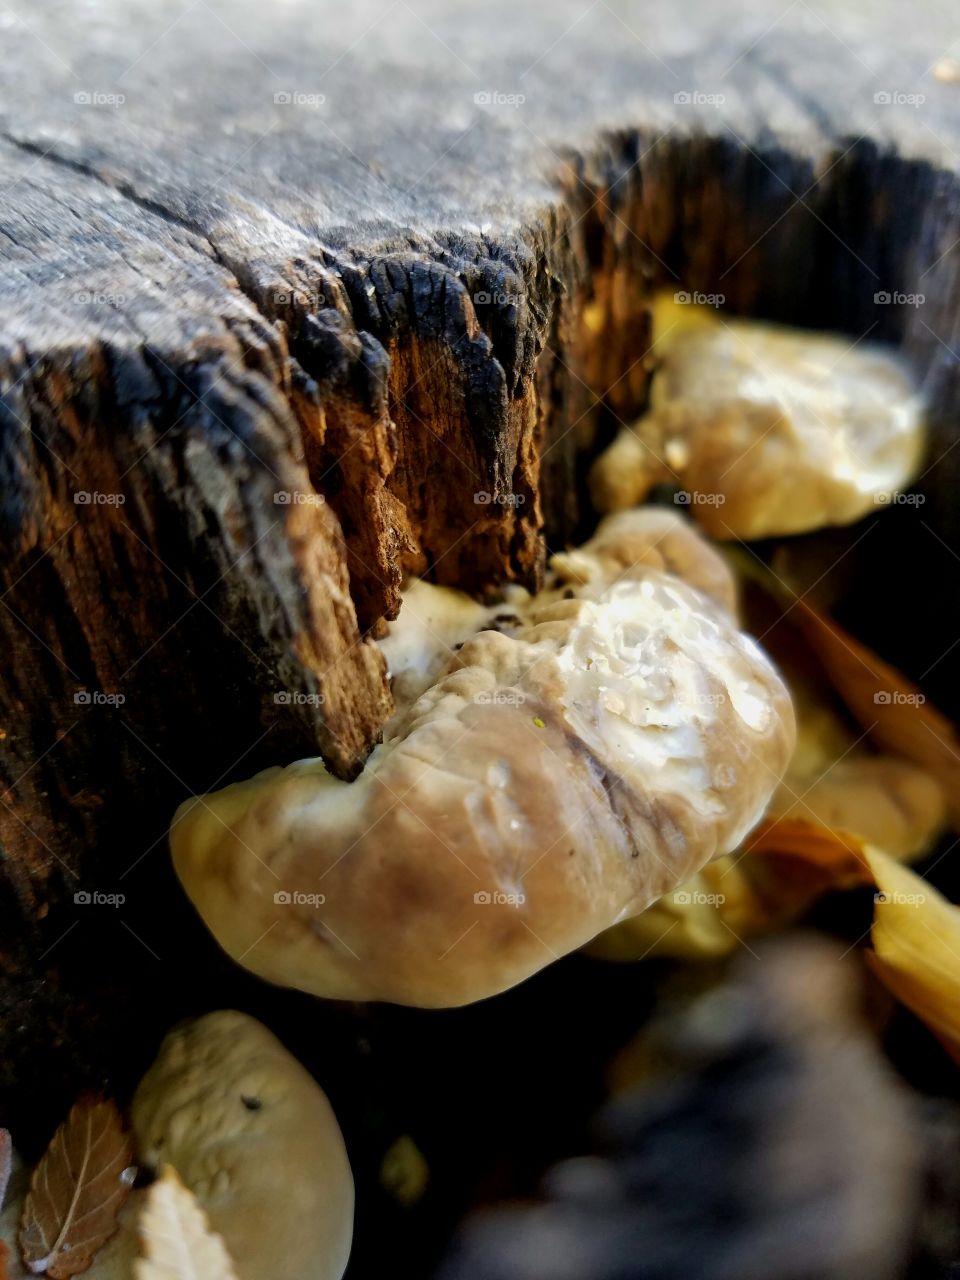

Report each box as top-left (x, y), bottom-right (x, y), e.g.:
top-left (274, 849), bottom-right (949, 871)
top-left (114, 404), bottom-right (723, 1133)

top-left (171, 515), bottom-right (794, 1007)
top-left (591, 319), bottom-right (925, 538)
top-left (131, 1012), bottom-right (353, 1280)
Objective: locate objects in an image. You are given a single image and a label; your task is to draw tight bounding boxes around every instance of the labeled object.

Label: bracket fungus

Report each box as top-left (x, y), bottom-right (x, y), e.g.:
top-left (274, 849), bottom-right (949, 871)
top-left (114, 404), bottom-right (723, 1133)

top-left (132, 1012), bottom-right (353, 1280)
top-left (590, 308), bottom-right (925, 539)
top-left (170, 511), bottom-right (795, 1007)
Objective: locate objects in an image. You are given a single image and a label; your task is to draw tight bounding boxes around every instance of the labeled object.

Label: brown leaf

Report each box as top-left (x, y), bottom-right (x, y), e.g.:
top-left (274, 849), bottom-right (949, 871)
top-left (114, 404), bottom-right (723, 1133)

top-left (19, 1097), bottom-right (134, 1278)
top-left (134, 1166), bottom-right (238, 1280)
top-left (0, 1240), bottom-right (10, 1280)
top-left (788, 598), bottom-right (960, 828)
top-left (744, 816), bottom-right (872, 883)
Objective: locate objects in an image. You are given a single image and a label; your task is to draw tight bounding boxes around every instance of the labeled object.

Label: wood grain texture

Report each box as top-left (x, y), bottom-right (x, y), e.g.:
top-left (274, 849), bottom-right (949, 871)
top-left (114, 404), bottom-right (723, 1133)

top-left (0, 0), bottom-right (959, 1110)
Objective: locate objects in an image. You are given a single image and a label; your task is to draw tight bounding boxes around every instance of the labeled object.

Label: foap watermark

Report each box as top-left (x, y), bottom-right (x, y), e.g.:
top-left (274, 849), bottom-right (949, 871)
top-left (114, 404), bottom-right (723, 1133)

top-left (474, 889), bottom-right (526, 906)
top-left (675, 490), bottom-right (725, 507)
top-left (874, 90), bottom-right (925, 107)
top-left (474, 491), bottom-right (525, 506)
top-left (673, 90), bottom-right (726, 107)
top-left (875, 290), bottom-right (925, 307)
top-left (274, 490), bottom-right (325, 505)
top-left (74, 690), bottom-right (125, 707)
top-left (73, 290), bottom-right (126, 306)
top-left (74, 490), bottom-right (125, 506)
top-left (874, 690), bottom-right (926, 706)
top-left (674, 290), bottom-right (725, 308)
top-left (274, 90), bottom-right (326, 107)
top-left (874, 890), bottom-right (926, 906)
top-left (274, 890), bottom-right (326, 906)
top-left (875, 491), bottom-right (925, 506)
top-left (473, 290), bottom-right (521, 307)
top-left (677, 690), bottom-right (728, 709)
top-left (673, 890), bottom-right (726, 905)
top-left (473, 690), bottom-right (526, 706)
top-left (74, 90), bottom-right (125, 107)
top-left (273, 287), bottom-right (326, 308)
top-left (274, 691), bottom-right (325, 706)
top-left (75, 889), bottom-right (126, 907)
top-left (473, 90), bottom-right (526, 107)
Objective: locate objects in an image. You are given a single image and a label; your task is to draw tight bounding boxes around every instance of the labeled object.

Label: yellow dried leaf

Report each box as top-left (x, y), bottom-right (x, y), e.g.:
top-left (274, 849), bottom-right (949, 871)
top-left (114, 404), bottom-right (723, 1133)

top-left (788, 599), bottom-right (960, 829)
top-left (590, 818), bottom-right (872, 962)
top-left (135, 1166), bottom-right (238, 1280)
top-left (770, 757), bottom-right (947, 861)
top-left (864, 847), bottom-right (960, 1063)
top-left (586, 855), bottom-right (775, 961)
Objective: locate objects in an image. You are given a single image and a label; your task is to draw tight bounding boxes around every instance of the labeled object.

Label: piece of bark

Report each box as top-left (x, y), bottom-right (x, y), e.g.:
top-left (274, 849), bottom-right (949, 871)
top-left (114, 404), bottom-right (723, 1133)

top-left (1, 0), bottom-right (959, 1115)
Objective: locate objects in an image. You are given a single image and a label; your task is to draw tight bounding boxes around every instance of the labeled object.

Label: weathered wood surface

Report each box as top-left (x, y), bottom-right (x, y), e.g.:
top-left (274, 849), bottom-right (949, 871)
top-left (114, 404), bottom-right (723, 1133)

top-left (1, 0), bottom-right (959, 1112)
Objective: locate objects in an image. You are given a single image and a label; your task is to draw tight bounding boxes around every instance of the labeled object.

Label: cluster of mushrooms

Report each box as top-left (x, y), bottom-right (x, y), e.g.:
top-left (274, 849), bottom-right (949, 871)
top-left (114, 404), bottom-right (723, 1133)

top-left (4, 297), bottom-right (929, 1279)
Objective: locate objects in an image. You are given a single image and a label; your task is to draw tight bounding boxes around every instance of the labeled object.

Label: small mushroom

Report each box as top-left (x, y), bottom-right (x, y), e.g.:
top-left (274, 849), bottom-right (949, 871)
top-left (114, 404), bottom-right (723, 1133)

top-left (170, 512), bottom-right (795, 1007)
top-left (591, 312), bottom-right (924, 538)
top-left (132, 1012), bottom-right (353, 1280)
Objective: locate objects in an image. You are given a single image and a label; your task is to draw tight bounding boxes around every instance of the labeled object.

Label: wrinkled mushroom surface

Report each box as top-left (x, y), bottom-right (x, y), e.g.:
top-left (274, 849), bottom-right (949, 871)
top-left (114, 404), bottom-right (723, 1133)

top-left (171, 511), bottom-right (795, 1007)
top-left (591, 318), bottom-right (924, 538)
top-left (132, 1011), bottom-right (353, 1280)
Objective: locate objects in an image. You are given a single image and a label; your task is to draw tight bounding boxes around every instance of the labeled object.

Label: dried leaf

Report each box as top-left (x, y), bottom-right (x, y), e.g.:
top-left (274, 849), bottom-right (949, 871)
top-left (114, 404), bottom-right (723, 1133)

top-left (135, 1166), bottom-right (238, 1280)
top-left (864, 847), bottom-right (960, 1063)
top-left (769, 756), bottom-right (947, 861)
top-left (586, 854), bottom-right (780, 960)
top-left (19, 1098), bottom-right (133, 1278)
top-left (788, 598), bottom-right (960, 828)
top-left (744, 816), bottom-right (871, 883)
top-left (0, 1129), bottom-right (11, 1211)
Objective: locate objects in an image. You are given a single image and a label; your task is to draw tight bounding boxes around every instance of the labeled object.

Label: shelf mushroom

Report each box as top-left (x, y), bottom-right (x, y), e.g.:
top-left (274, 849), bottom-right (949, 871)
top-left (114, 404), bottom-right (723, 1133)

top-left (590, 310), bottom-right (925, 538)
top-left (132, 1012), bottom-right (354, 1280)
top-left (170, 510), bottom-right (795, 1007)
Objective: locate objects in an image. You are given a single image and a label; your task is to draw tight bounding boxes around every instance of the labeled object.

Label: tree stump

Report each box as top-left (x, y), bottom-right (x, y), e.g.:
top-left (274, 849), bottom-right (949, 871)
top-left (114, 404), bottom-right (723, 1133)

top-left (1, 0), bottom-right (958, 1126)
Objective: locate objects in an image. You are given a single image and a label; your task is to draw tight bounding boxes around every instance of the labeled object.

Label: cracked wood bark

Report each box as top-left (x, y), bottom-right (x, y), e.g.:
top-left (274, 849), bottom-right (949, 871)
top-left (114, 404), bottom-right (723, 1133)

top-left (1, 0), bottom-right (959, 1120)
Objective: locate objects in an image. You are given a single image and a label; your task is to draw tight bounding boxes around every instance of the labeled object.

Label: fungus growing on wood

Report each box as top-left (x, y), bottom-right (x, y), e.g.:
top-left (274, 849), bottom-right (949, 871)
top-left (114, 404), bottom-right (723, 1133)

top-left (170, 512), bottom-right (794, 1007)
top-left (591, 310), bottom-right (924, 538)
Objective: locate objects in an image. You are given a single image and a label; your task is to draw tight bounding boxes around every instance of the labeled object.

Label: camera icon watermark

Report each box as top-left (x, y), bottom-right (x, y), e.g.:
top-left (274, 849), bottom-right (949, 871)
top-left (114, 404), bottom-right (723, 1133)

top-left (74, 90), bottom-right (125, 107)
top-left (272, 288), bottom-right (325, 308)
top-left (874, 90), bottom-right (925, 107)
top-left (674, 290), bottom-right (725, 307)
top-left (673, 90), bottom-right (725, 106)
top-left (473, 690), bottom-right (526, 706)
top-left (273, 490), bottom-right (325, 505)
top-left (74, 690), bottom-right (125, 707)
top-left (274, 91), bottom-right (326, 107)
top-left (73, 490), bottom-right (126, 505)
top-left (273, 690), bottom-right (325, 706)
top-left (274, 889), bottom-right (326, 906)
top-left (74, 889), bottom-right (126, 907)
top-left (874, 690), bottom-right (925, 705)
top-left (473, 889), bottom-right (526, 906)
top-left (473, 90), bottom-right (526, 107)
top-left (674, 490), bottom-right (726, 506)
top-left (474, 491), bottom-right (526, 506)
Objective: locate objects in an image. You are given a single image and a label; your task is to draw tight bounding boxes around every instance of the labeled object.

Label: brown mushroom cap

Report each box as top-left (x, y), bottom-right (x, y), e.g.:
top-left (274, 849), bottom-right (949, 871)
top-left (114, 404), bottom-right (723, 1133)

top-left (132, 1012), bottom-right (353, 1280)
top-left (591, 318), bottom-right (924, 538)
top-left (171, 513), bottom-right (794, 1007)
